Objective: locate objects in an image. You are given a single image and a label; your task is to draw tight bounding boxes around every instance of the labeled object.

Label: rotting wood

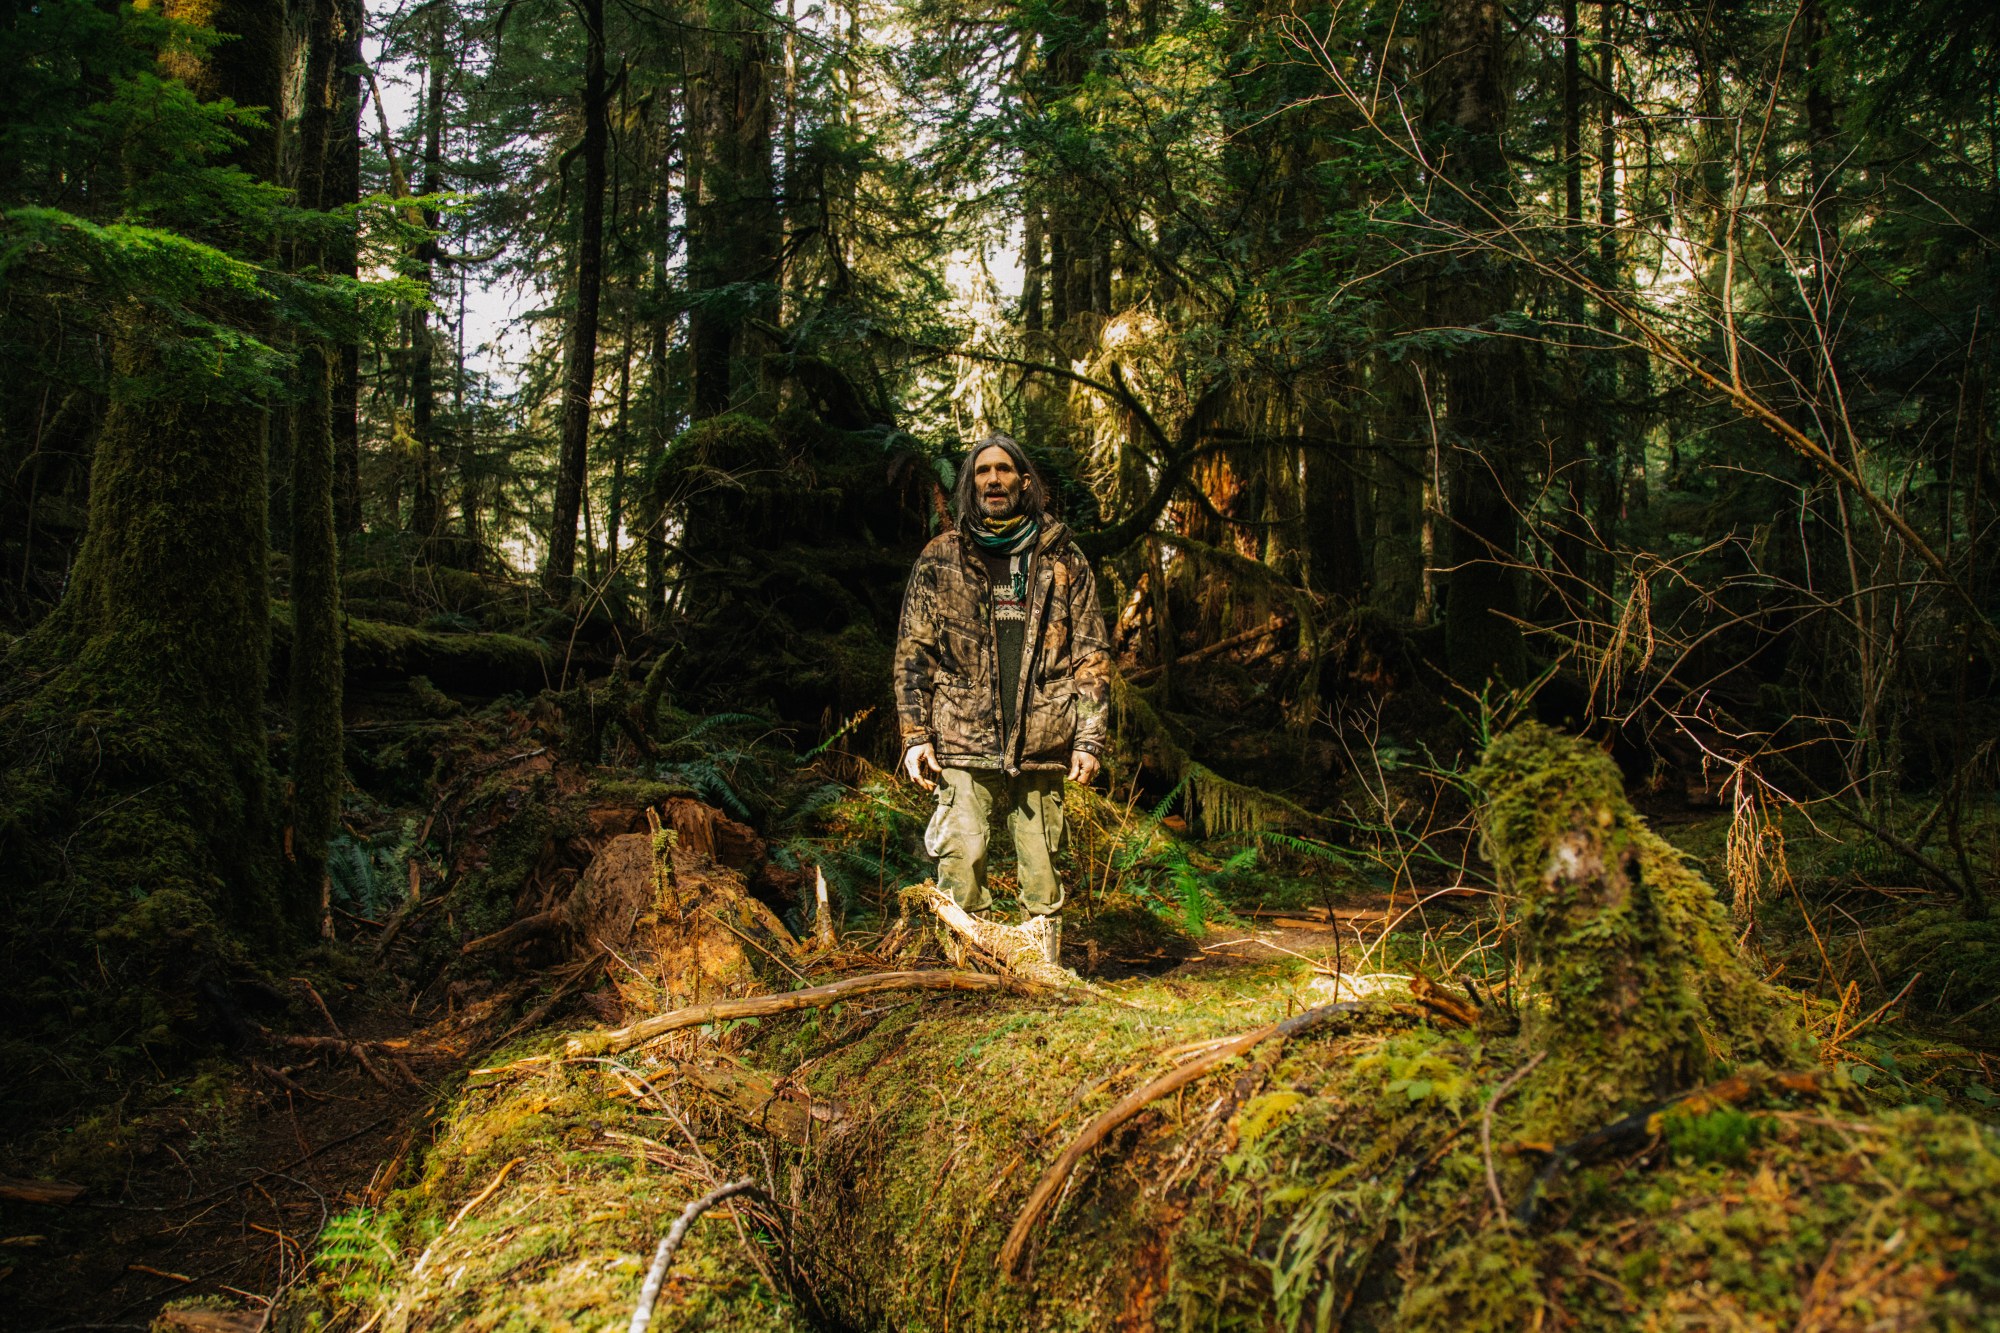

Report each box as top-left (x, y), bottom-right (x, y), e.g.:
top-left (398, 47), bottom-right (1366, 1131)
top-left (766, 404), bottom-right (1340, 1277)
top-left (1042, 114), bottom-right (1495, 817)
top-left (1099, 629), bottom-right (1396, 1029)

top-left (567, 970), bottom-right (1017, 1057)
top-left (0, 1177), bottom-right (85, 1205)
top-left (998, 998), bottom-right (1462, 1278)
top-left (156, 1311), bottom-right (264, 1333)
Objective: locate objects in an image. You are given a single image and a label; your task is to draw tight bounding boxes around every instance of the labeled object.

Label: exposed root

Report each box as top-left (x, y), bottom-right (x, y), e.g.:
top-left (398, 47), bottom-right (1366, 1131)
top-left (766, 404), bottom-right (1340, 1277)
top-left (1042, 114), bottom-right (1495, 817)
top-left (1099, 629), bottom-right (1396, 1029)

top-left (567, 969), bottom-right (1017, 1057)
top-left (906, 882), bottom-right (1075, 987)
top-left (262, 1030), bottom-right (426, 1089)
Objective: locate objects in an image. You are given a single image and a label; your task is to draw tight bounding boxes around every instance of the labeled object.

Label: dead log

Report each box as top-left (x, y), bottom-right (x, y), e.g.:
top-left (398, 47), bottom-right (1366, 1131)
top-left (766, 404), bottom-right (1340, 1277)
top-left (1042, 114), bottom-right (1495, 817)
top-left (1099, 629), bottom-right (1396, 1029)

top-left (567, 970), bottom-right (1013, 1057)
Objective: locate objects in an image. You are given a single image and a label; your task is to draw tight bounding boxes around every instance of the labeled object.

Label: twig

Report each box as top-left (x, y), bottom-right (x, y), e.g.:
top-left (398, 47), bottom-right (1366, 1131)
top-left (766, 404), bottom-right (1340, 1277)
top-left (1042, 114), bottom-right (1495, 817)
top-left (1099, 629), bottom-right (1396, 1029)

top-left (628, 1178), bottom-right (760, 1333)
top-left (1829, 972), bottom-right (1921, 1046)
top-left (569, 970), bottom-right (1016, 1057)
top-left (999, 999), bottom-right (1445, 1278)
top-left (411, 1156), bottom-right (525, 1276)
top-left (1481, 1051), bottom-right (1547, 1216)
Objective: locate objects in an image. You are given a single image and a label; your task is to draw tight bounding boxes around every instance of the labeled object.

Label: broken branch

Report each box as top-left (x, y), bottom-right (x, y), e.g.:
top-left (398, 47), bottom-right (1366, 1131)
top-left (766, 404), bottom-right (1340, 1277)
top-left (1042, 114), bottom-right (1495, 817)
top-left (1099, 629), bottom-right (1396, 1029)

top-left (629, 1177), bottom-right (762, 1333)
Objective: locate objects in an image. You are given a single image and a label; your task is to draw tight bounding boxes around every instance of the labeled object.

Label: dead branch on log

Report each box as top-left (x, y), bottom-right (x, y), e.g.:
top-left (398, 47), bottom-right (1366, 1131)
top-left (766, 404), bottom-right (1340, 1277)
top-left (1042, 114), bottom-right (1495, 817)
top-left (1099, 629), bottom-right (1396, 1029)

top-left (1122, 616), bottom-right (1290, 684)
top-left (630, 1177), bottom-right (762, 1333)
top-left (912, 883), bottom-right (1075, 988)
top-left (567, 970), bottom-right (1015, 1057)
top-left (999, 998), bottom-right (1459, 1278)
top-left (1513, 1068), bottom-right (1827, 1225)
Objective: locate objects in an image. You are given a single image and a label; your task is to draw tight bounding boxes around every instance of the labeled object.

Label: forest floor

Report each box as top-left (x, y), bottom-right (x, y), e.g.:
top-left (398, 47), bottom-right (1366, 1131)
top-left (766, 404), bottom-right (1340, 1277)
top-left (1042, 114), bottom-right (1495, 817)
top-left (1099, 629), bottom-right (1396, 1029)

top-left (0, 903), bottom-right (1401, 1330)
top-left (5, 691), bottom-right (2000, 1332)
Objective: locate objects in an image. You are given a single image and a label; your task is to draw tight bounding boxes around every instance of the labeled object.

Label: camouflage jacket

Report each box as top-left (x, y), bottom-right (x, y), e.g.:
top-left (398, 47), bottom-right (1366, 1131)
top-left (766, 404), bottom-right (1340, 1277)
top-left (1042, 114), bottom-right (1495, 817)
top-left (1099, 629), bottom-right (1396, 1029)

top-left (894, 522), bottom-right (1111, 772)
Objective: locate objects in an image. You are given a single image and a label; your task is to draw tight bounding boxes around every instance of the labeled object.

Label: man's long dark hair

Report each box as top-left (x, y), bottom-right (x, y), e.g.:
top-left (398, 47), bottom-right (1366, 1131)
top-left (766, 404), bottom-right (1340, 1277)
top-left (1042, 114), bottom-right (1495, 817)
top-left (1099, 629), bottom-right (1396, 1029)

top-left (952, 433), bottom-right (1050, 532)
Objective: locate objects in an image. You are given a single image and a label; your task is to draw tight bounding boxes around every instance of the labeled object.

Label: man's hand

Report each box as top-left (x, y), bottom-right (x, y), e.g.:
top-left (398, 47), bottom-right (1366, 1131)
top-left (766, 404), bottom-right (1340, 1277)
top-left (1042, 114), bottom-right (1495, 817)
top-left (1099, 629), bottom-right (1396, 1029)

top-left (903, 742), bottom-right (941, 791)
top-left (1067, 750), bottom-right (1101, 786)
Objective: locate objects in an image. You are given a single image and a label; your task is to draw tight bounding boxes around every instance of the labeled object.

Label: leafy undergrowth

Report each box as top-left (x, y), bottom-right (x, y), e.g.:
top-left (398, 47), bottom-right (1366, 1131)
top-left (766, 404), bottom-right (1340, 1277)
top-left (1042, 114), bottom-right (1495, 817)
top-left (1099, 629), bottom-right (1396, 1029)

top-left (273, 727), bottom-right (2000, 1332)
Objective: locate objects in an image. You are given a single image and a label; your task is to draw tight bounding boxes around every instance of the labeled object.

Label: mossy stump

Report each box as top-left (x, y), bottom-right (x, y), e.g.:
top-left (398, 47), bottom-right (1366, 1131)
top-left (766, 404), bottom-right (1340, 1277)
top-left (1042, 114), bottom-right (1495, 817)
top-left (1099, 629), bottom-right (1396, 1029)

top-left (1473, 724), bottom-right (1808, 1135)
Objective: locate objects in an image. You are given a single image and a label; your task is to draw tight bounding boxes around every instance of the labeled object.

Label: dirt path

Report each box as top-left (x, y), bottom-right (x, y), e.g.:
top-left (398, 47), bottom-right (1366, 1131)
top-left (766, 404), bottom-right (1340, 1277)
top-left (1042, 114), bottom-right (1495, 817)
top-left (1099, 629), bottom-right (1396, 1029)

top-left (0, 998), bottom-right (456, 1333)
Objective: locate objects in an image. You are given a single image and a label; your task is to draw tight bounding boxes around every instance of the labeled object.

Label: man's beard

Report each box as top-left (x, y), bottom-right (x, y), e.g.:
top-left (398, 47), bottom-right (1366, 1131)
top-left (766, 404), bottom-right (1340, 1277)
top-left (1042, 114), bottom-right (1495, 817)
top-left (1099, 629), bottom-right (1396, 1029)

top-left (982, 491), bottom-right (1020, 519)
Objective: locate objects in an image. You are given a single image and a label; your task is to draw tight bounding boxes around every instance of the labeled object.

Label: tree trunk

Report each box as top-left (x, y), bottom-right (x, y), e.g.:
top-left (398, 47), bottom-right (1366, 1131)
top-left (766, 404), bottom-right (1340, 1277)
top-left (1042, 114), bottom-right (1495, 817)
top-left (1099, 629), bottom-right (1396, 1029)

top-left (547, 0), bottom-right (609, 588)
top-left (685, 0), bottom-right (781, 419)
top-left (287, 0), bottom-right (347, 920)
top-left (1422, 0), bottom-right (1525, 686)
top-left (0, 0), bottom-right (290, 1071)
top-left (330, 0), bottom-right (365, 542)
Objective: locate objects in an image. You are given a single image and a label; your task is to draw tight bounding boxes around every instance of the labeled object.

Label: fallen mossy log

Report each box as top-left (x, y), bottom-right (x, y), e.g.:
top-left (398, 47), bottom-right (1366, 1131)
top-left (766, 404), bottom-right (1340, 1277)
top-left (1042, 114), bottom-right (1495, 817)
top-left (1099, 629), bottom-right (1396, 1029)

top-left (288, 726), bottom-right (2000, 1333)
top-left (998, 997), bottom-right (1459, 1277)
top-left (566, 969), bottom-right (1015, 1057)
top-left (270, 603), bottom-right (553, 694)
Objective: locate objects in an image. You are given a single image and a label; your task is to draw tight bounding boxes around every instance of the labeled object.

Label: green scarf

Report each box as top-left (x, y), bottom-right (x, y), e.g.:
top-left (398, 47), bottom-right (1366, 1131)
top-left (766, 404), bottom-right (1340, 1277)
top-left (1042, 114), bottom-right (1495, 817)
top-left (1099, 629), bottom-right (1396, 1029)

top-left (969, 512), bottom-right (1039, 555)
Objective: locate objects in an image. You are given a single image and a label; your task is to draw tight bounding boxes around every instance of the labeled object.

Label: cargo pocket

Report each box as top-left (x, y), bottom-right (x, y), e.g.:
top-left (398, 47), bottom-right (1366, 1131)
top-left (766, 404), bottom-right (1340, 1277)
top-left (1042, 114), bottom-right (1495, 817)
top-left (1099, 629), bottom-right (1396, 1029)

top-left (924, 781), bottom-right (957, 859)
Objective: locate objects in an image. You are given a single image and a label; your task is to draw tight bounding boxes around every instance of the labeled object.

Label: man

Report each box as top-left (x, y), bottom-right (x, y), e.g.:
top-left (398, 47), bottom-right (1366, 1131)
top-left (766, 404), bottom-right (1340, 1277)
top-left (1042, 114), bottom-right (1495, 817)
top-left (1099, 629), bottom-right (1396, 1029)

top-left (893, 434), bottom-right (1111, 965)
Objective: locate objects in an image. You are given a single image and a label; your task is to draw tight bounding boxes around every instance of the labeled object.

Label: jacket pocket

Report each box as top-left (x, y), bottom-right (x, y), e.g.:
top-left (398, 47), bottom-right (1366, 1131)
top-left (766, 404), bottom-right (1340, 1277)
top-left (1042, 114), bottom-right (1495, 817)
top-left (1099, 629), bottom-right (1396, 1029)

top-left (1021, 680), bottom-right (1077, 760)
top-left (933, 677), bottom-right (995, 757)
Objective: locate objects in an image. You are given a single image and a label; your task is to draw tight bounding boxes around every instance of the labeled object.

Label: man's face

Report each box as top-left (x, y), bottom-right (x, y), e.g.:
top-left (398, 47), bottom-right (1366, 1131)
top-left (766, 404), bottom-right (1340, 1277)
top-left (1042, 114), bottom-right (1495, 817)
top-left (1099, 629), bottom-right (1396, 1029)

top-left (972, 446), bottom-right (1025, 520)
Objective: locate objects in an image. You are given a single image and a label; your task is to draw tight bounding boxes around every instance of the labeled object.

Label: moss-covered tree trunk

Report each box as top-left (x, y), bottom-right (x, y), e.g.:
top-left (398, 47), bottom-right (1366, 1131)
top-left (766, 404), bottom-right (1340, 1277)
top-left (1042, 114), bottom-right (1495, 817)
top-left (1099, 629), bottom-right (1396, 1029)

top-left (0, 0), bottom-right (289, 1095)
top-left (288, 0), bottom-right (347, 923)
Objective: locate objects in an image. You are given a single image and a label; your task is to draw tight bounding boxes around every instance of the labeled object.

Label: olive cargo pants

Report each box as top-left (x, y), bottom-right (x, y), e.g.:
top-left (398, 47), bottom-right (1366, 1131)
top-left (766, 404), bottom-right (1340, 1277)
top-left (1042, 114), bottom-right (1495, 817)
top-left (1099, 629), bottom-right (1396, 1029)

top-left (925, 768), bottom-right (1066, 916)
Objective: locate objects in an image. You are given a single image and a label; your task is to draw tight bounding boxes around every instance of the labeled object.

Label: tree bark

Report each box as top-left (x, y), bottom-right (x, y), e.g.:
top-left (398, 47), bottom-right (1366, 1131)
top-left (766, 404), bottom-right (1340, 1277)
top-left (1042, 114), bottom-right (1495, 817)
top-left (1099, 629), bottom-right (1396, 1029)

top-left (546, 0), bottom-right (610, 589)
top-left (288, 0), bottom-right (347, 917)
top-left (685, 0), bottom-right (782, 419)
top-left (330, 0), bottom-right (365, 542)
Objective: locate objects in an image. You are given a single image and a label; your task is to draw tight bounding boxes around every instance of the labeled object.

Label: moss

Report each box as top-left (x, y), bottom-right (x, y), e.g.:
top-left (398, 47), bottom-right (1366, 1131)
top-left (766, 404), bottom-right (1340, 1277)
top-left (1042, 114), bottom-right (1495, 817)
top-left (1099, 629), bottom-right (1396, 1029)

top-left (271, 606), bottom-right (550, 694)
top-left (1472, 724), bottom-right (1807, 1134)
top-left (0, 327), bottom-right (289, 1111)
top-left (292, 1060), bottom-right (809, 1332)
top-left (1869, 906), bottom-right (2000, 1021)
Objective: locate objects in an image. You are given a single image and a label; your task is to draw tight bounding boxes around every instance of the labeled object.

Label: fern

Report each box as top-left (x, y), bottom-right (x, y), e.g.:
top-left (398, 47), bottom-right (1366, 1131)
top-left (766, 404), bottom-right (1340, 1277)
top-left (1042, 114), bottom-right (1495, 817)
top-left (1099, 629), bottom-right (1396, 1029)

top-left (316, 1206), bottom-right (400, 1300)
